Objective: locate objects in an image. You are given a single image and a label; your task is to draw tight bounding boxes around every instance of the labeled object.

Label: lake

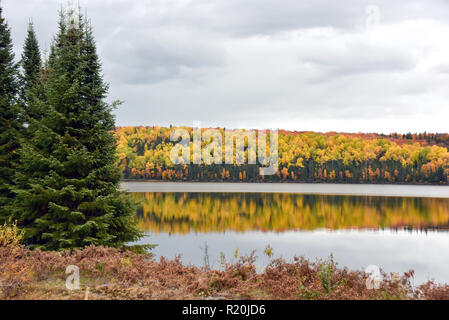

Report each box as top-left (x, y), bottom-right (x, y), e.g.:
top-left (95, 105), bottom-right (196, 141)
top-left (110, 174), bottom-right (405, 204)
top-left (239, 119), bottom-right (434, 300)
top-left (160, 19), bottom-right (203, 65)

top-left (122, 182), bottom-right (449, 284)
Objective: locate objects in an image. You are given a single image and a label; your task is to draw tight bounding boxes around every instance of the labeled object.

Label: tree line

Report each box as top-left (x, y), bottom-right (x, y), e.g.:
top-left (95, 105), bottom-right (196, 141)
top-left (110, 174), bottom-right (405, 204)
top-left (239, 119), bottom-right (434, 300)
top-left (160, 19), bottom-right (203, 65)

top-left (117, 126), bottom-right (449, 184)
top-left (0, 6), bottom-right (140, 250)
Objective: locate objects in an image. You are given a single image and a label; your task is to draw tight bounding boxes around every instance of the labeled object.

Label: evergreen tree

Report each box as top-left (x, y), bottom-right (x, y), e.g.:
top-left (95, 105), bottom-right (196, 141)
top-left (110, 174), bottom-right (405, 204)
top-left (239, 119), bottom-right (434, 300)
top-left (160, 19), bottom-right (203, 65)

top-left (23, 55), bottom-right (50, 126)
top-left (20, 20), bottom-right (41, 105)
top-left (0, 6), bottom-right (21, 222)
top-left (48, 10), bottom-right (66, 69)
top-left (20, 20), bottom-right (48, 136)
top-left (13, 9), bottom-right (141, 250)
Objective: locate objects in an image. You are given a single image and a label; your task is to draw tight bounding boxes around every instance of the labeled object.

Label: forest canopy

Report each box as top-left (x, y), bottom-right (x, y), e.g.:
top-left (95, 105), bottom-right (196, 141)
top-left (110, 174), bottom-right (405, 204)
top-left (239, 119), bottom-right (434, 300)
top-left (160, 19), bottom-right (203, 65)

top-left (116, 126), bottom-right (449, 184)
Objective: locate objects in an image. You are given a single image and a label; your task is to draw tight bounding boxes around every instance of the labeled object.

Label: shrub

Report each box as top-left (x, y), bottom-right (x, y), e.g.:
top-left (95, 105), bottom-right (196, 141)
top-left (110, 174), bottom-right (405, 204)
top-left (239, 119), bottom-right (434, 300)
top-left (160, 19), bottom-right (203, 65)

top-left (0, 220), bottom-right (33, 298)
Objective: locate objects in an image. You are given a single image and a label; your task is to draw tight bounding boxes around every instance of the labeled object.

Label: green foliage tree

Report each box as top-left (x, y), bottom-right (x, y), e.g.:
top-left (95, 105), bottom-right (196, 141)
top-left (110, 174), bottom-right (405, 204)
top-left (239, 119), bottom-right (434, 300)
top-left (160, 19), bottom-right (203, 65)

top-left (19, 20), bottom-right (48, 139)
top-left (12, 9), bottom-right (141, 250)
top-left (0, 6), bottom-right (21, 222)
top-left (19, 20), bottom-right (41, 105)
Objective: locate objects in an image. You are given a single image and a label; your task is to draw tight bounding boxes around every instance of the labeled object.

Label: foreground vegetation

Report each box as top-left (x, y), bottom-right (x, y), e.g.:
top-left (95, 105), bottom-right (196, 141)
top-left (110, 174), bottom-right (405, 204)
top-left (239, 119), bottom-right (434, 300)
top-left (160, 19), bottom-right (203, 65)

top-left (117, 127), bottom-right (449, 184)
top-left (0, 221), bottom-right (448, 300)
top-left (2, 247), bottom-right (449, 300)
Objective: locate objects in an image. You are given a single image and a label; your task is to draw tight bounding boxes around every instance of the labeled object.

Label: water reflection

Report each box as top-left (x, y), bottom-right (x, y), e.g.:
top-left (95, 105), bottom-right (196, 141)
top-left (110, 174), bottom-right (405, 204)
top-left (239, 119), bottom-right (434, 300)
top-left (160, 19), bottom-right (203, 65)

top-left (131, 192), bottom-right (449, 284)
top-left (133, 192), bottom-right (449, 234)
top-left (133, 229), bottom-right (449, 284)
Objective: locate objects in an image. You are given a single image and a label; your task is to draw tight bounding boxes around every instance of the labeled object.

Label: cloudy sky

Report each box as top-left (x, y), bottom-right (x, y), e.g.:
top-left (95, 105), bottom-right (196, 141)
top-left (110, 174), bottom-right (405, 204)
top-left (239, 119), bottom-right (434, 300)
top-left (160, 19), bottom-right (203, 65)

top-left (3, 0), bottom-right (449, 133)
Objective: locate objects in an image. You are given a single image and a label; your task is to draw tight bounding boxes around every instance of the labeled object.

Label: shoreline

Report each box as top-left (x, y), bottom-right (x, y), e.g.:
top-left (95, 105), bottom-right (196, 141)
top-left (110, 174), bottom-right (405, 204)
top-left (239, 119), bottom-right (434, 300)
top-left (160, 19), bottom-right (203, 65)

top-left (122, 179), bottom-right (449, 186)
top-left (3, 245), bottom-right (448, 300)
top-left (120, 181), bottom-right (449, 198)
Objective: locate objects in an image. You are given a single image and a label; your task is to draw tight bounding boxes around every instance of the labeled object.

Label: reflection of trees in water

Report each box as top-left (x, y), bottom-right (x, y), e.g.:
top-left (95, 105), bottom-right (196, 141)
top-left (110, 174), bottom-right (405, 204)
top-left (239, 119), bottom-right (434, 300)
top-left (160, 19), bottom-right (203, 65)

top-left (133, 192), bottom-right (449, 234)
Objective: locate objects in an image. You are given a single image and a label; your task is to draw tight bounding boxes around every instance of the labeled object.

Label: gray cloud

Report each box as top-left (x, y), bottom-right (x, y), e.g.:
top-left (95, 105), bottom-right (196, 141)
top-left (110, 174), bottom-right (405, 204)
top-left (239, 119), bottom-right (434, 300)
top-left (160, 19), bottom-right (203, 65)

top-left (101, 27), bottom-right (227, 84)
top-left (3, 0), bottom-right (449, 133)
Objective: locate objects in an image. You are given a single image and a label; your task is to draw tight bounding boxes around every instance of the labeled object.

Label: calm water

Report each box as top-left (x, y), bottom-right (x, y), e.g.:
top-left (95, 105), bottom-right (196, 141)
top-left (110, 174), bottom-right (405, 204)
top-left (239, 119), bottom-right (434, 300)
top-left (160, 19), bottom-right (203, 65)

top-left (124, 183), bottom-right (449, 284)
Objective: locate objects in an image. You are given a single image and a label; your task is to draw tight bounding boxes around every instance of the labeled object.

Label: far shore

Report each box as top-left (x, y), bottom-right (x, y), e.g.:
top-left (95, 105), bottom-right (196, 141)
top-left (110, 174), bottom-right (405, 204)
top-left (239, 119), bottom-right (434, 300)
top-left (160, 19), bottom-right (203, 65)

top-left (120, 181), bottom-right (449, 198)
top-left (121, 178), bottom-right (449, 186)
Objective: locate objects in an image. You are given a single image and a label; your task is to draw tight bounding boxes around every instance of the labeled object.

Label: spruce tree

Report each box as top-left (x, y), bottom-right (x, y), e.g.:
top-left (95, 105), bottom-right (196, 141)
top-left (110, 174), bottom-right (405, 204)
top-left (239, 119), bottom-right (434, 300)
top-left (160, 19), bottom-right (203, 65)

top-left (13, 9), bottom-right (141, 250)
top-left (0, 6), bottom-right (21, 222)
top-left (20, 20), bottom-right (48, 137)
top-left (20, 20), bottom-right (41, 105)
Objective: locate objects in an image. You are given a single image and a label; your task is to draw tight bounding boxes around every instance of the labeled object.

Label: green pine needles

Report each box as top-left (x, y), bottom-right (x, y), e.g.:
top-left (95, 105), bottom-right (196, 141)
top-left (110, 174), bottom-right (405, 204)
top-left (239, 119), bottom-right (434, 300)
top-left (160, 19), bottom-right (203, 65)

top-left (2, 6), bottom-right (142, 250)
top-left (0, 6), bottom-right (21, 221)
top-left (20, 20), bottom-right (42, 105)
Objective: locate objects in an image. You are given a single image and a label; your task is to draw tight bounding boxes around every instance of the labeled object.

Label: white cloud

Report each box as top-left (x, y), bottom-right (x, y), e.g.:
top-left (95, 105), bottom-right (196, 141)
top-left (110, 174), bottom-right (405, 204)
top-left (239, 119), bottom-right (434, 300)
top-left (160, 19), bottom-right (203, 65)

top-left (3, 0), bottom-right (449, 133)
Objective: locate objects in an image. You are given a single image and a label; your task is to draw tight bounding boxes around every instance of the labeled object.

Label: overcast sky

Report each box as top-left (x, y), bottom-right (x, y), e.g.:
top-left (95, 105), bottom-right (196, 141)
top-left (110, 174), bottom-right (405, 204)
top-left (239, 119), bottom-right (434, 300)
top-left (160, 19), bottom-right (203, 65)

top-left (3, 0), bottom-right (449, 133)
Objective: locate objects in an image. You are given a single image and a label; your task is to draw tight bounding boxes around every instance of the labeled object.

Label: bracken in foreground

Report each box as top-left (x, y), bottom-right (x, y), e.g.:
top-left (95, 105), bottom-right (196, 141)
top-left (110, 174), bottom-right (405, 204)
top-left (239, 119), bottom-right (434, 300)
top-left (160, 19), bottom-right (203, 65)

top-left (1, 242), bottom-right (449, 300)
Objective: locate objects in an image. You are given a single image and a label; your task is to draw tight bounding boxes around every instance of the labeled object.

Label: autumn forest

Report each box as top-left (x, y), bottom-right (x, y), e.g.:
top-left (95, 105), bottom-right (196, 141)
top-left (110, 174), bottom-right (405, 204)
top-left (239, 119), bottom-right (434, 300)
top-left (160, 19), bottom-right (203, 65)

top-left (116, 126), bottom-right (449, 184)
